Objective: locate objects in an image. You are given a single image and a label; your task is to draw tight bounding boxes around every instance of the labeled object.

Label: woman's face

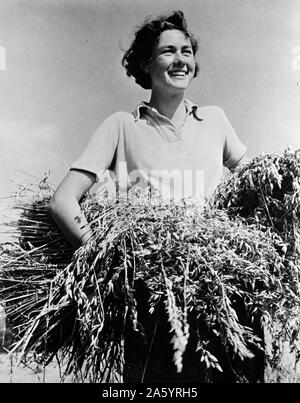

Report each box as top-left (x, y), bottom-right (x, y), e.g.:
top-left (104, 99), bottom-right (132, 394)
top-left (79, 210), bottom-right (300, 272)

top-left (147, 29), bottom-right (196, 96)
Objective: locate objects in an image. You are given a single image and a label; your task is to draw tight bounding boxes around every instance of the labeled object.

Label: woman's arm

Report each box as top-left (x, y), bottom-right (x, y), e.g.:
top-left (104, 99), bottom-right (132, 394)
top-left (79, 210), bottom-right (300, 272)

top-left (48, 169), bottom-right (96, 248)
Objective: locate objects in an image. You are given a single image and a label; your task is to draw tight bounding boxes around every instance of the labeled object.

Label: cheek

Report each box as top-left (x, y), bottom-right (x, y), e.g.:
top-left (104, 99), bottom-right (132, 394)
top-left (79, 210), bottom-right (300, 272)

top-left (189, 58), bottom-right (196, 70)
top-left (156, 55), bottom-right (173, 68)
top-left (149, 62), bottom-right (169, 79)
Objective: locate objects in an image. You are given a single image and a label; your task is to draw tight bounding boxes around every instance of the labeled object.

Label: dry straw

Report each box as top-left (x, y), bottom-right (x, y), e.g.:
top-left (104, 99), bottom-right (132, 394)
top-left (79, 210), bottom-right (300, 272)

top-left (0, 148), bottom-right (299, 382)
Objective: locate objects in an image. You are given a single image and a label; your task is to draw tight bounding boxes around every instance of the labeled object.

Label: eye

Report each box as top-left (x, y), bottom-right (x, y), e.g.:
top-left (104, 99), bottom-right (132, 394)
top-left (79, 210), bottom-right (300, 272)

top-left (183, 49), bottom-right (193, 55)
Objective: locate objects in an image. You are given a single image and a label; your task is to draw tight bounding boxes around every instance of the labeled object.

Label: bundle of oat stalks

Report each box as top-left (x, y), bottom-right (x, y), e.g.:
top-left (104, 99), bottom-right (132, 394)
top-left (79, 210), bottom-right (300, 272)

top-left (0, 149), bottom-right (299, 382)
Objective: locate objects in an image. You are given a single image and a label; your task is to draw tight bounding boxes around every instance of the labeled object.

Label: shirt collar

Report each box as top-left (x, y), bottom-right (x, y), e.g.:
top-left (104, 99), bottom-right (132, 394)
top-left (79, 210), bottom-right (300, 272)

top-left (184, 99), bottom-right (203, 121)
top-left (132, 102), bottom-right (153, 121)
top-left (132, 99), bottom-right (203, 121)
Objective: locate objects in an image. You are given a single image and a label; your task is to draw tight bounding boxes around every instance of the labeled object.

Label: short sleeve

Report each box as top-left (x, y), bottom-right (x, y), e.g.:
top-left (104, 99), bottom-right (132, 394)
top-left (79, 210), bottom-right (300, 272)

top-left (221, 109), bottom-right (246, 170)
top-left (70, 113), bottom-right (120, 182)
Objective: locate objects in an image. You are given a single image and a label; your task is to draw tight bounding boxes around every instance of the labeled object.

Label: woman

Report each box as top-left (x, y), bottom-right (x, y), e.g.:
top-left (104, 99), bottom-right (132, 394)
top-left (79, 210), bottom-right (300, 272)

top-left (49, 10), bottom-right (246, 249)
top-left (49, 11), bottom-right (259, 382)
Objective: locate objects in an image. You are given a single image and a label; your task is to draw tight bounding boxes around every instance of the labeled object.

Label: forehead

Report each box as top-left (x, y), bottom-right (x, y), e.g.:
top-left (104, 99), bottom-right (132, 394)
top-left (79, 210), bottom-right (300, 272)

top-left (156, 29), bottom-right (192, 48)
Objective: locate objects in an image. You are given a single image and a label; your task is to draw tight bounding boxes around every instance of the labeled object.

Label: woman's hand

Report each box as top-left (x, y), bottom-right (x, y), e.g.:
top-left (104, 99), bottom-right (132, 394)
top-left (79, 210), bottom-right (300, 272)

top-left (48, 169), bottom-right (96, 248)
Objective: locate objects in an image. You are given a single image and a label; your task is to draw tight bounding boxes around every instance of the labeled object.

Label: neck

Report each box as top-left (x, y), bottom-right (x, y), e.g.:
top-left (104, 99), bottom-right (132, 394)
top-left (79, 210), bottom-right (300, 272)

top-left (149, 92), bottom-right (186, 124)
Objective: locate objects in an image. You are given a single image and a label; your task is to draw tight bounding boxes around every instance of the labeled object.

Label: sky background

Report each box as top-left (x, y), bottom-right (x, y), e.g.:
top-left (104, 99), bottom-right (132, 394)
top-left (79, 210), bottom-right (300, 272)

top-left (0, 0), bottom-right (300, 200)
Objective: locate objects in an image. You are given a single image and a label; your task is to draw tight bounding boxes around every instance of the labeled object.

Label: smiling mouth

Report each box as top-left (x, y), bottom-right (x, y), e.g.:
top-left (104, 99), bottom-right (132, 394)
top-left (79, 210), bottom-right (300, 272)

top-left (168, 70), bottom-right (188, 77)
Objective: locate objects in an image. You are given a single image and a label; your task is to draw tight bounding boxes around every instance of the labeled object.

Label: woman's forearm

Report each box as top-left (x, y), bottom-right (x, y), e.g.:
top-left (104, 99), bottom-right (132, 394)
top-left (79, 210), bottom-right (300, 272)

top-left (48, 196), bottom-right (92, 248)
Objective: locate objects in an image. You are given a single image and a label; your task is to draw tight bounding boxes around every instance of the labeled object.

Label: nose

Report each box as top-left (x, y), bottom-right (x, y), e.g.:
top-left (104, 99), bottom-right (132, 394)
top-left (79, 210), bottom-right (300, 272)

top-left (173, 51), bottom-right (185, 66)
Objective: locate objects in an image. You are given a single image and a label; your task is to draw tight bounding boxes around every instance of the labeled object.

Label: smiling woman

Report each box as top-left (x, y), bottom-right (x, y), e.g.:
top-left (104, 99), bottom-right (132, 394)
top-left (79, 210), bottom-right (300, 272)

top-left (121, 10), bottom-right (199, 90)
top-left (46, 10), bottom-right (249, 382)
top-left (146, 30), bottom-right (196, 112)
top-left (48, 10), bottom-right (246, 248)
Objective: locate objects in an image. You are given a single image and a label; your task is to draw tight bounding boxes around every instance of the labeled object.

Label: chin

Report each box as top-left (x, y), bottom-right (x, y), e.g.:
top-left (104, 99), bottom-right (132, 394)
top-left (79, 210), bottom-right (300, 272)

top-left (169, 78), bottom-right (192, 90)
top-left (169, 83), bottom-right (190, 92)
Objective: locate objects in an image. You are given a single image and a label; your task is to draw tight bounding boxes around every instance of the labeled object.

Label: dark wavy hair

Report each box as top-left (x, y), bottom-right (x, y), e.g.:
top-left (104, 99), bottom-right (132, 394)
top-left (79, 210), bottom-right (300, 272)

top-left (122, 10), bottom-right (199, 90)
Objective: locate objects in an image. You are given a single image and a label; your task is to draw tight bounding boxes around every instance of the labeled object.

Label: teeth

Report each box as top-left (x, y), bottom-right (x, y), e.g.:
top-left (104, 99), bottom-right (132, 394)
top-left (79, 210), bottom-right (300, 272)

top-left (170, 71), bottom-right (186, 76)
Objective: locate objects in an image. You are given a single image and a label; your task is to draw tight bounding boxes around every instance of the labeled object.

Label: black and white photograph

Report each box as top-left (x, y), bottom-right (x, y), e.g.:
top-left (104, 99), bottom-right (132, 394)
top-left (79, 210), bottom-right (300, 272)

top-left (0, 0), bottom-right (299, 388)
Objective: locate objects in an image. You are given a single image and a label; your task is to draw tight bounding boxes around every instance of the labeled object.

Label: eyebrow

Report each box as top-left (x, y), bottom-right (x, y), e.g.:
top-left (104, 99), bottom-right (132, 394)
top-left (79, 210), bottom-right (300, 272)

top-left (159, 44), bottom-right (193, 50)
